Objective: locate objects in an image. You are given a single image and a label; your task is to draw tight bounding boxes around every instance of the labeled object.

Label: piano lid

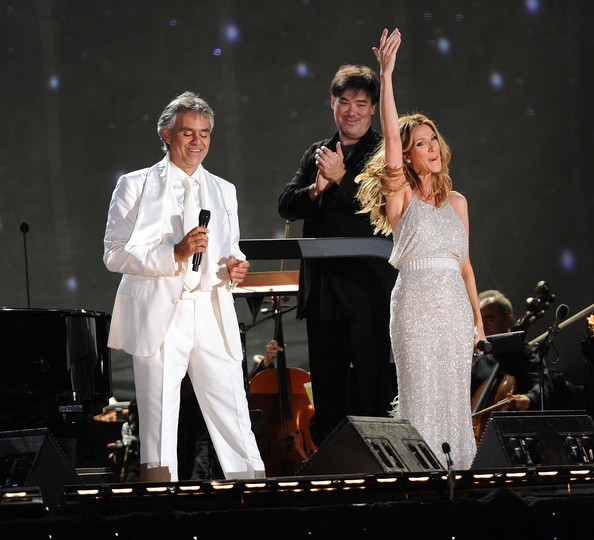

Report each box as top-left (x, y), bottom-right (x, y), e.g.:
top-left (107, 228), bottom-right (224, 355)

top-left (0, 307), bottom-right (112, 429)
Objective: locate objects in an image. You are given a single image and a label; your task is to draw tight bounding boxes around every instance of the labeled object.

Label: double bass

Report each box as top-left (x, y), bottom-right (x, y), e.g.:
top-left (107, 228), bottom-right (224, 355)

top-left (248, 296), bottom-right (317, 476)
top-left (471, 281), bottom-right (555, 445)
top-left (247, 222), bottom-right (317, 476)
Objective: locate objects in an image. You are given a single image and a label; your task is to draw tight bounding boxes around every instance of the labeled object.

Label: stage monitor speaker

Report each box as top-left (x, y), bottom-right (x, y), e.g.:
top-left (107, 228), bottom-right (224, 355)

top-left (298, 416), bottom-right (444, 475)
top-left (471, 410), bottom-right (594, 469)
top-left (0, 427), bottom-right (81, 515)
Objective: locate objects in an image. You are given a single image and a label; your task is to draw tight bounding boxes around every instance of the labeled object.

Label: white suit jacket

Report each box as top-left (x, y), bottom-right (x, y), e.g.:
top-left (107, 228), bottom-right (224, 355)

top-left (103, 155), bottom-right (245, 359)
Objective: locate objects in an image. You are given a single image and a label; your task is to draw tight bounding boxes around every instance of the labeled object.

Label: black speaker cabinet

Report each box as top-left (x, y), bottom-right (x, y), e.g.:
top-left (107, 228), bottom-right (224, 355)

top-left (0, 428), bottom-right (81, 514)
top-left (471, 410), bottom-right (594, 469)
top-left (298, 416), bottom-right (443, 475)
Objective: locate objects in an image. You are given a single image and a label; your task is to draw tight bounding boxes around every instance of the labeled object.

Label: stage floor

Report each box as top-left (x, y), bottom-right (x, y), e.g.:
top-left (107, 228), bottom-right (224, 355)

top-left (2, 465), bottom-right (594, 539)
top-left (3, 411), bottom-right (594, 538)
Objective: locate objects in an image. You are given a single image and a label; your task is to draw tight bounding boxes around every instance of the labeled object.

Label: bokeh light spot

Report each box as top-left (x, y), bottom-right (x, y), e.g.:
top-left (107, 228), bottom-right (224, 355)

top-left (525, 0), bottom-right (540, 15)
top-left (560, 249), bottom-right (576, 271)
top-left (437, 37), bottom-right (451, 54)
top-left (490, 72), bottom-right (503, 89)
top-left (296, 62), bottom-right (309, 78)
top-left (65, 276), bottom-right (78, 293)
top-left (222, 23), bottom-right (240, 44)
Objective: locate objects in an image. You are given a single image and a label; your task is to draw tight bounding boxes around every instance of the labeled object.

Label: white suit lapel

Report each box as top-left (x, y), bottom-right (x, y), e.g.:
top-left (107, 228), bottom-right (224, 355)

top-left (125, 157), bottom-right (172, 264)
top-left (200, 166), bottom-right (230, 287)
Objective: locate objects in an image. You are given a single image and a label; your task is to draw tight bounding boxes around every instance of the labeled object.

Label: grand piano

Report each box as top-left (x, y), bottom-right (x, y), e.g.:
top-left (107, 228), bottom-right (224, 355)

top-left (0, 307), bottom-right (112, 433)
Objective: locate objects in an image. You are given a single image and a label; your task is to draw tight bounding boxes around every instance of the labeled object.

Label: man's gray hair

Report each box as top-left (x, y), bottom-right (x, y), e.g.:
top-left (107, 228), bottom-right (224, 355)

top-left (157, 91), bottom-right (215, 153)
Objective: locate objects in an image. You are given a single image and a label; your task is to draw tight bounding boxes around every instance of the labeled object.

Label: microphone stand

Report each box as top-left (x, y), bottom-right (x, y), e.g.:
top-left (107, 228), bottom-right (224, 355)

top-left (20, 221), bottom-right (31, 308)
top-left (441, 442), bottom-right (454, 501)
top-left (536, 308), bottom-right (567, 410)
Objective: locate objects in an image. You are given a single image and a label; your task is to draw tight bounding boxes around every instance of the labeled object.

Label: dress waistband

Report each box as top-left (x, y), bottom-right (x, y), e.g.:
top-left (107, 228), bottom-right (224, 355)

top-left (398, 257), bottom-right (460, 273)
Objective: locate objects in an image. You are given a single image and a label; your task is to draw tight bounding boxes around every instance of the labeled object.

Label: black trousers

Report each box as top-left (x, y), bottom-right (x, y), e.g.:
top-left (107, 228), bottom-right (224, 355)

top-left (306, 319), bottom-right (395, 447)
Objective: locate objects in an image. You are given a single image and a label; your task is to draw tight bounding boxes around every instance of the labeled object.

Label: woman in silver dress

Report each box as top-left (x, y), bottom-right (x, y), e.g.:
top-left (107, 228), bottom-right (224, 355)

top-left (356, 28), bottom-right (486, 470)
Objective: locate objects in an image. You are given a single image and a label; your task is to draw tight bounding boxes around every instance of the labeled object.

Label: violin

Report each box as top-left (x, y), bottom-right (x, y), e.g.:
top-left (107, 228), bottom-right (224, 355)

top-left (471, 281), bottom-right (555, 446)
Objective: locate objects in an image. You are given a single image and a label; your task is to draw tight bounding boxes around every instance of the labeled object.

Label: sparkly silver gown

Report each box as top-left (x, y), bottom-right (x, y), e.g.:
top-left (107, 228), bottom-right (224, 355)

top-left (389, 194), bottom-right (476, 470)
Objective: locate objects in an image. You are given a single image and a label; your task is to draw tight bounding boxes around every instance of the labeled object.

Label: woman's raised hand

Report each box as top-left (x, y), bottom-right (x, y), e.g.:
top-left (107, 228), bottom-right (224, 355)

top-left (373, 27), bottom-right (401, 75)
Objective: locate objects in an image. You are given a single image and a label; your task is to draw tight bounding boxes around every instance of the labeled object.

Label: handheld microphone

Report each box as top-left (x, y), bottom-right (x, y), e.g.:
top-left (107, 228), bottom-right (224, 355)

top-left (192, 209), bottom-right (211, 272)
top-left (477, 340), bottom-right (493, 354)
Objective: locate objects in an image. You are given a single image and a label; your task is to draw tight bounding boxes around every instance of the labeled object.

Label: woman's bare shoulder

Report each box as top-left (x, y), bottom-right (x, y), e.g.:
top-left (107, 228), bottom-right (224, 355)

top-left (448, 190), bottom-right (468, 209)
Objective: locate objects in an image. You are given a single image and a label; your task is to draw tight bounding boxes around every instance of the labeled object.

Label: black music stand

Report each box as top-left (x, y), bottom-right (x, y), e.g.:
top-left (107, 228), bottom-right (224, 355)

top-left (485, 331), bottom-right (525, 355)
top-left (234, 237), bottom-right (393, 391)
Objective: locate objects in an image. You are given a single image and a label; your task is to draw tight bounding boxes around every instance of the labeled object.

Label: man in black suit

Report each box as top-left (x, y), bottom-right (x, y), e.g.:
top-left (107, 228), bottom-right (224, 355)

top-left (278, 64), bottom-right (398, 446)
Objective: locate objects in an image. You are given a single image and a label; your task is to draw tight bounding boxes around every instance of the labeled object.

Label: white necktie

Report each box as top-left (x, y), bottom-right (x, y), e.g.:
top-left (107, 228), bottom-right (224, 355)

top-left (182, 177), bottom-right (201, 290)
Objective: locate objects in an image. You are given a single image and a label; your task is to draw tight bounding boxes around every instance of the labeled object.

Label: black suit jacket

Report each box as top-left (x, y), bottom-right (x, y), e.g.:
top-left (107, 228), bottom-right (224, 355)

top-left (278, 128), bottom-right (397, 322)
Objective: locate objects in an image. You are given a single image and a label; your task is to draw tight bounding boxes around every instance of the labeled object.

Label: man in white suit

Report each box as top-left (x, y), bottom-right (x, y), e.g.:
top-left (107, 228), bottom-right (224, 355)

top-left (103, 91), bottom-right (265, 482)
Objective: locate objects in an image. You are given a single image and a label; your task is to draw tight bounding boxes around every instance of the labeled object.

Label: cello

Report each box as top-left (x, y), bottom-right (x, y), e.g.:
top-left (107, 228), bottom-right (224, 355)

top-left (471, 281), bottom-right (555, 446)
top-left (248, 222), bottom-right (317, 476)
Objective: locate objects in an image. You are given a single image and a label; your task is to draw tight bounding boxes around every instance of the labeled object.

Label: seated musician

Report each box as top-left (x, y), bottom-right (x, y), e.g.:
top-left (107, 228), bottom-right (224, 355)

top-left (472, 289), bottom-right (553, 411)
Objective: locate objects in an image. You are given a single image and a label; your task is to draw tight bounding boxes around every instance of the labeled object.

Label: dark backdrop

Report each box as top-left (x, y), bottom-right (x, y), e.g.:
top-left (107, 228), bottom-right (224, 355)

top-left (1, 0), bottom-right (593, 401)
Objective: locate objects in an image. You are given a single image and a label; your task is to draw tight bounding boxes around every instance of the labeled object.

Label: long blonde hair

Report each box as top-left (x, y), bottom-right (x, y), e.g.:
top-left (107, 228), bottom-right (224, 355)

top-left (356, 113), bottom-right (453, 236)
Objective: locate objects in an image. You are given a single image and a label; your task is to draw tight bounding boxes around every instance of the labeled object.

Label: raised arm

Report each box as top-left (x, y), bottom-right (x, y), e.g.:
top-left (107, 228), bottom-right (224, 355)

top-left (373, 28), bottom-right (408, 232)
top-left (373, 28), bottom-right (402, 170)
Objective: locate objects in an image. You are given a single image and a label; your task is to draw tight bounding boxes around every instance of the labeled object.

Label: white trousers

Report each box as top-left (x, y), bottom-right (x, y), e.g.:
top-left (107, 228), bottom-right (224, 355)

top-left (133, 289), bottom-right (265, 481)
